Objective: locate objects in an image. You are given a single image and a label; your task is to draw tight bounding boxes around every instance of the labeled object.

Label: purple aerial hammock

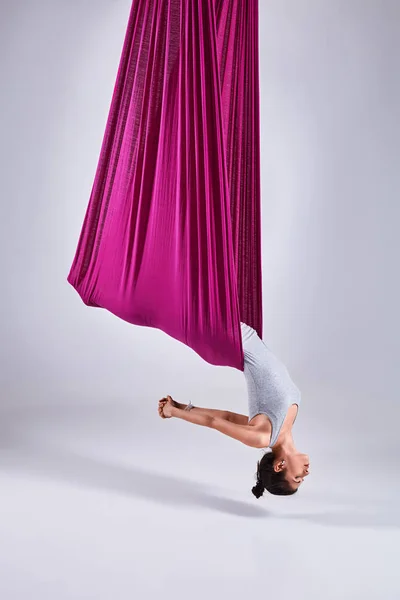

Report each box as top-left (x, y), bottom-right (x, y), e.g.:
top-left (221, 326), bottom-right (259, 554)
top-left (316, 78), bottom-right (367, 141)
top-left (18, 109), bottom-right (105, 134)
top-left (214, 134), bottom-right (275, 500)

top-left (68, 0), bottom-right (262, 371)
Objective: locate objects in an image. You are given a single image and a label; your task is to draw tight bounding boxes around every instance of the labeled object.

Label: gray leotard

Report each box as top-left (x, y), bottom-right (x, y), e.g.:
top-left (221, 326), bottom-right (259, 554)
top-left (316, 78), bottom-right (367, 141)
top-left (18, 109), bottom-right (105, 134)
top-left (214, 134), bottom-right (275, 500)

top-left (241, 322), bottom-right (301, 447)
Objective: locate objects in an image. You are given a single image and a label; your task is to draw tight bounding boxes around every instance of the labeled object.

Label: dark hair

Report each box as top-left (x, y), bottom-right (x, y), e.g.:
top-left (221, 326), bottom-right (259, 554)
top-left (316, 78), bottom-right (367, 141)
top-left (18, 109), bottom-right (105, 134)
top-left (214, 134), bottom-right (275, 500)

top-left (251, 451), bottom-right (298, 498)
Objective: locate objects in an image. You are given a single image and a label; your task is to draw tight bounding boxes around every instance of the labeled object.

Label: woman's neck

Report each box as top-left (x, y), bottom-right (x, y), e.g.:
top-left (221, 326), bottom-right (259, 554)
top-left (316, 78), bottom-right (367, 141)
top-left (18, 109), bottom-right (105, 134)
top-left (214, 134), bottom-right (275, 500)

top-left (272, 431), bottom-right (297, 454)
top-left (272, 404), bottom-right (298, 452)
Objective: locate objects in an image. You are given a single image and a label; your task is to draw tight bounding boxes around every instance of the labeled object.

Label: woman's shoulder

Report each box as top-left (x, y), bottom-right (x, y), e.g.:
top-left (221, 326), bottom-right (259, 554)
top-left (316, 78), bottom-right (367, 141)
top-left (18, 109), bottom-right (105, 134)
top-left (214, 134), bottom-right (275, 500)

top-left (248, 413), bottom-right (272, 433)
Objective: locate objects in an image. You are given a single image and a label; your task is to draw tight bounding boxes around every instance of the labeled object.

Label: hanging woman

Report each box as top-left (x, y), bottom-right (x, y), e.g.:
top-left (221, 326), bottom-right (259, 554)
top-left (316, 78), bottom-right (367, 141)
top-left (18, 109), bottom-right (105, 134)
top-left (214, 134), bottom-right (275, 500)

top-left (67, 1), bottom-right (310, 497)
top-left (158, 322), bottom-right (310, 497)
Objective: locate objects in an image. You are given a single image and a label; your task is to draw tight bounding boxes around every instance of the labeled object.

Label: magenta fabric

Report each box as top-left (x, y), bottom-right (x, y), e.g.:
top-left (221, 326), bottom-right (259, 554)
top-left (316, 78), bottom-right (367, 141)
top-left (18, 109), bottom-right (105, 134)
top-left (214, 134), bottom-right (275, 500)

top-left (67, 0), bottom-right (262, 371)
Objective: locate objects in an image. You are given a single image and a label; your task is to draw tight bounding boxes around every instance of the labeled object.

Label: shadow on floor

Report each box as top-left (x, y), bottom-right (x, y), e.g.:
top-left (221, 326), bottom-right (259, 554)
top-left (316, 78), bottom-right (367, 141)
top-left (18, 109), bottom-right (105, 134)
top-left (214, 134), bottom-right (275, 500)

top-left (1, 403), bottom-right (398, 527)
top-left (2, 442), bottom-right (268, 518)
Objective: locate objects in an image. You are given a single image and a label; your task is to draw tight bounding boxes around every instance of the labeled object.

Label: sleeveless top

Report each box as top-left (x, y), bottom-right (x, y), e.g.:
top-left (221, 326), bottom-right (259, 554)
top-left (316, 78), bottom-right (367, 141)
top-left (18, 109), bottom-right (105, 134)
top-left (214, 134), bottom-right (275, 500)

top-left (241, 322), bottom-right (301, 447)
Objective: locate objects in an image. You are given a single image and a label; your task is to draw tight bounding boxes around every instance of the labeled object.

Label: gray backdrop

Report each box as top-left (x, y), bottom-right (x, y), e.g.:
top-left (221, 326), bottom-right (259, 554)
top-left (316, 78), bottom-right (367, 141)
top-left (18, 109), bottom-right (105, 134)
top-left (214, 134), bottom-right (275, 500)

top-left (1, 1), bottom-right (399, 599)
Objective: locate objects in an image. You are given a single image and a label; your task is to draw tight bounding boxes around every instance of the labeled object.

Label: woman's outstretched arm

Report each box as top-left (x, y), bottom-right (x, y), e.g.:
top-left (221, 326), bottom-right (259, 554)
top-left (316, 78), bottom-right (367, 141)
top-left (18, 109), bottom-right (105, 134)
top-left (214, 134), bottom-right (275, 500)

top-left (159, 397), bottom-right (268, 448)
top-left (165, 398), bottom-right (249, 425)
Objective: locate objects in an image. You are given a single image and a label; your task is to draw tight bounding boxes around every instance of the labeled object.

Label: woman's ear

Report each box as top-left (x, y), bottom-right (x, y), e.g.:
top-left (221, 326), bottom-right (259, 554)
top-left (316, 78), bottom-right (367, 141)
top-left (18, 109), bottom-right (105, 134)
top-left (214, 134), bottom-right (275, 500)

top-left (273, 459), bottom-right (286, 473)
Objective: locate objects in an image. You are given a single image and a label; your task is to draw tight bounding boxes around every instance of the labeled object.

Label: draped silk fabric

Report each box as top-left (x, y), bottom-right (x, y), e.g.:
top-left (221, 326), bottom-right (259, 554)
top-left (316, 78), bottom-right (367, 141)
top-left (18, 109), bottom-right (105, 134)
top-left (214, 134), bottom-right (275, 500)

top-left (67, 0), bottom-right (262, 371)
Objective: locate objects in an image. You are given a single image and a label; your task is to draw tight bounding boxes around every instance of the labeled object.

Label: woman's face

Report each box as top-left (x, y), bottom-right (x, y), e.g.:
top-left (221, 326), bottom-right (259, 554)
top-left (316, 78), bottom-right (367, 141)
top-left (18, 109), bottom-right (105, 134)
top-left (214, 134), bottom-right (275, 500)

top-left (275, 453), bottom-right (310, 491)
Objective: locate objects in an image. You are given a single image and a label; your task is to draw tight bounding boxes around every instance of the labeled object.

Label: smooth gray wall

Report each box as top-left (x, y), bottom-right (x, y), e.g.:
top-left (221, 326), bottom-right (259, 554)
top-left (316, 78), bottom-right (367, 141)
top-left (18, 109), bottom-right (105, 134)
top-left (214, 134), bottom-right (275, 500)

top-left (1, 1), bottom-right (399, 452)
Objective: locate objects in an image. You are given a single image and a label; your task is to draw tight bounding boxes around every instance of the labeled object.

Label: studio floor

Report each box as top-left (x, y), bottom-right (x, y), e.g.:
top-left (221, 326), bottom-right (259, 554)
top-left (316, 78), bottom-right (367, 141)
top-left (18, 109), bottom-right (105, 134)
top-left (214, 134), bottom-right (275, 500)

top-left (0, 400), bottom-right (398, 600)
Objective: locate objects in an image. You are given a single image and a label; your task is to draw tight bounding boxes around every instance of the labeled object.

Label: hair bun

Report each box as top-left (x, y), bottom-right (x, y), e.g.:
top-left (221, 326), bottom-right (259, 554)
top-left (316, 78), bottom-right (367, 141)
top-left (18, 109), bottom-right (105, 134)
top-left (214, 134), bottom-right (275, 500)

top-left (251, 479), bottom-right (265, 499)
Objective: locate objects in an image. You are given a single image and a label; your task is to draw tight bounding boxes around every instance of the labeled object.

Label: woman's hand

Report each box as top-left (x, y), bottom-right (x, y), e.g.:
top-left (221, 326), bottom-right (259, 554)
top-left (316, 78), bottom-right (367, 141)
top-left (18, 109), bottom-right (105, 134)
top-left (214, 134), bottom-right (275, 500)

top-left (158, 395), bottom-right (178, 419)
